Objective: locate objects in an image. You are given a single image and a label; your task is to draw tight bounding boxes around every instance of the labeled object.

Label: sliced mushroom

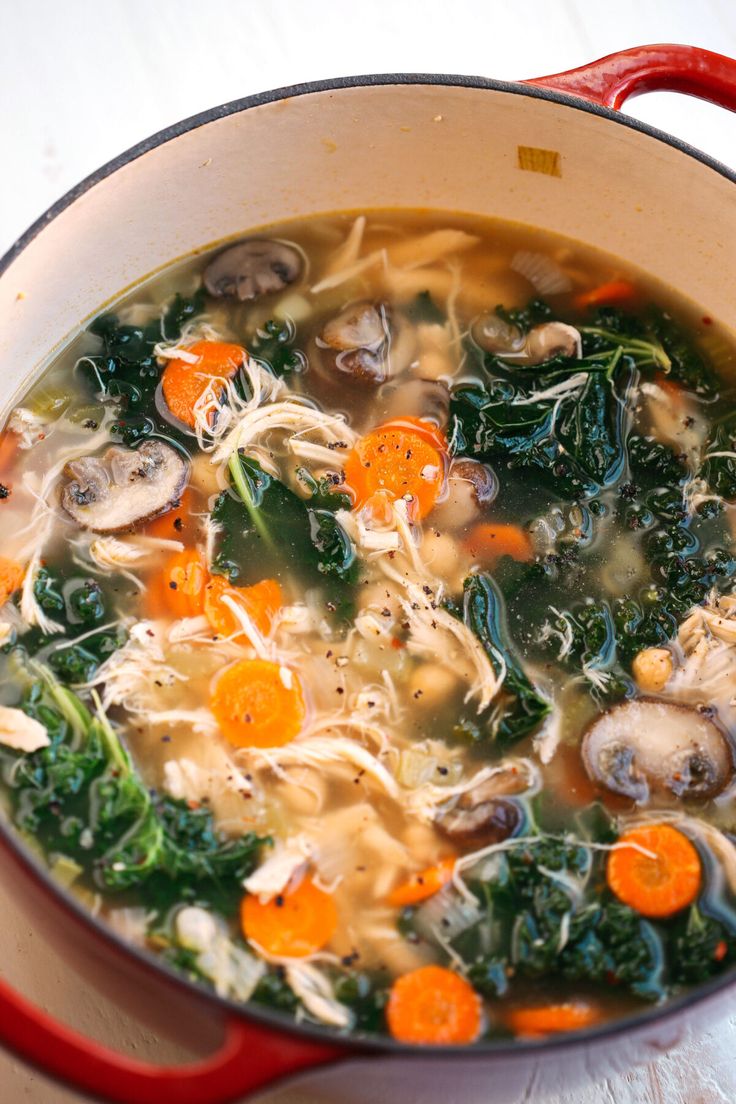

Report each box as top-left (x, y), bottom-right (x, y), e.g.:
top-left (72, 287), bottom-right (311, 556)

top-left (472, 314), bottom-right (581, 366)
top-left (60, 440), bottom-right (189, 534)
top-left (433, 458), bottom-right (498, 529)
top-left (472, 314), bottom-right (525, 355)
top-left (524, 322), bottom-right (581, 365)
top-left (322, 302), bottom-right (386, 351)
top-left (436, 769), bottom-right (525, 848)
top-left (203, 239), bottom-right (303, 301)
top-left (582, 699), bottom-right (733, 804)
top-left (382, 378), bottom-right (450, 428)
top-left (315, 301), bottom-right (392, 385)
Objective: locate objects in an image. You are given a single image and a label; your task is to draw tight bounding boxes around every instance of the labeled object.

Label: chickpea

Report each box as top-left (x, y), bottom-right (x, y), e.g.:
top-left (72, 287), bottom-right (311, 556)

top-left (408, 663), bottom-right (459, 709)
top-left (402, 822), bottom-right (444, 865)
top-left (632, 647), bottom-right (673, 693)
top-left (421, 530), bottom-right (462, 579)
top-left (358, 580), bottom-right (403, 621)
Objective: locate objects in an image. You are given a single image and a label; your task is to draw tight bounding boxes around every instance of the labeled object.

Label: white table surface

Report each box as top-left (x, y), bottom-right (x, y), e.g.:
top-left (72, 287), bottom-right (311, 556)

top-left (2, 1), bottom-right (736, 1101)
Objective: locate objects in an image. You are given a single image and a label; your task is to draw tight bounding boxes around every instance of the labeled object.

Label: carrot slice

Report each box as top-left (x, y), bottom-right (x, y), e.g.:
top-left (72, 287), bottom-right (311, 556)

top-left (0, 557), bottom-right (24, 606)
top-left (506, 1000), bottom-right (600, 1038)
top-left (0, 431), bottom-right (19, 476)
top-left (161, 340), bottom-right (245, 428)
top-left (574, 280), bottom-right (637, 311)
top-left (211, 657), bottom-right (305, 748)
top-left (607, 824), bottom-right (701, 918)
top-left (464, 523), bottom-right (533, 565)
top-left (204, 576), bottom-right (283, 638)
top-left (144, 488), bottom-right (197, 543)
top-left (387, 965), bottom-right (482, 1045)
top-left (147, 548), bottom-right (208, 619)
top-left (343, 417), bottom-right (447, 520)
top-left (241, 875), bottom-right (337, 957)
top-left (387, 858), bottom-right (456, 907)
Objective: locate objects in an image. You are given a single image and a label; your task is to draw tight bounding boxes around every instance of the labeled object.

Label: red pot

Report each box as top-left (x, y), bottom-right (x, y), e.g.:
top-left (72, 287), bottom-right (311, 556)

top-left (1, 43), bottom-right (736, 1104)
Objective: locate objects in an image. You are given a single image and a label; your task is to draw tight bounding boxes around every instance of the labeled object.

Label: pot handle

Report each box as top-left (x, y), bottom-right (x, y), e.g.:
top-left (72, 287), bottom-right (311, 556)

top-left (0, 975), bottom-right (347, 1104)
top-left (525, 43), bottom-right (736, 113)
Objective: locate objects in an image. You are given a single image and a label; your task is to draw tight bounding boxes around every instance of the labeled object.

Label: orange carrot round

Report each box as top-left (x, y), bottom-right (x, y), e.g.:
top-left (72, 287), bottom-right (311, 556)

top-left (464, 523), bottom-right (533, 565)
top-left (574, 279), bottom-right (636, 311)
top-left (211, 657), bottom-right (305, 748)
top-left (204, 576), bottom-right (283, 638)
top-left (0, 557), bottom-right (24, 606)
top-left (506, 1000), bottom-right (600, 1038)
top-left (241, 876), bottom-right (337, 957)
top-left (387, 965), bottom-right (482, 1045)
top-left (161, 340), bottom-right (245, 428)
top-left (148, 548), bottom-right (207, 619)
top-left (144, 488), bottom-right (197, 543)
top-left (343, 418), bottom-right (447, 520)
top-left (607, 824), bottom-right (701, 918)
top-left (0, 431), bottom-right (19, 477)
top-left (388, 858), bottom-right (456, 908)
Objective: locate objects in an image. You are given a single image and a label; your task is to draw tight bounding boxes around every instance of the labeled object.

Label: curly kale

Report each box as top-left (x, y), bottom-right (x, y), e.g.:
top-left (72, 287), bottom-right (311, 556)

top-left (455, 835), bottom-right (664, 1002)
top-left (23, 566), bottom-right (126, 684)
top-left (82, 290), bottom-right (205, 443)
top-left (669, 905), bottom-right (733, 985)
top-left (2, 663), bottom-right (264, 911)
top-left (248, 319), bottom-right (305, 376)
top-left (212, 452), bottom-right (357, 594)
top-left (455, 573), bottom-right (551, 744)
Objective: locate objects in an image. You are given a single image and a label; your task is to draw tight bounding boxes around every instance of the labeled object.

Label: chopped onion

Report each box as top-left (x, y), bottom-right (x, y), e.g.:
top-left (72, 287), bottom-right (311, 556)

top-left (511, 251), bottom-right (572, 295)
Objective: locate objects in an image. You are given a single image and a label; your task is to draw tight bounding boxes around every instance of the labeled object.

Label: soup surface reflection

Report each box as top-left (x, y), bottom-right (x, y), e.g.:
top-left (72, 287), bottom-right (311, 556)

top-left (2, 211), bottom-right (736, 1045)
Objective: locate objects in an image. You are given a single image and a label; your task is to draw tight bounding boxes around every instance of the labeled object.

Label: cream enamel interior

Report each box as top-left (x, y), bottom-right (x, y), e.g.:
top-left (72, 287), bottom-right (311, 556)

top-left (1, 81), bottom-right (735, 413)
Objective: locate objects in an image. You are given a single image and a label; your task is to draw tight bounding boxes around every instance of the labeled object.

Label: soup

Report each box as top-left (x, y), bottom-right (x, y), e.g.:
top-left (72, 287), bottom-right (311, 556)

top-left (2, 211), bottom-right (736, 1045)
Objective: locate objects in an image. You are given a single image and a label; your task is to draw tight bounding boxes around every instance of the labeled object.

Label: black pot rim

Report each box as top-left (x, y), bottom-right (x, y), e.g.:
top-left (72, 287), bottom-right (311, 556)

top-left (1, 69), bottom-right (735, 1062)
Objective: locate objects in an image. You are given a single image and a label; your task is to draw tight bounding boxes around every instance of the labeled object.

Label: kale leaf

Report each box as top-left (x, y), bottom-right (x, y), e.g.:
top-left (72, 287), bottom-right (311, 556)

top-left (698, 412), bottom-right (736, 501)
top-left (3, 663), bottom-right (264, 907)
top-left (457, 573), bottom-right (551, 744)
top-left (211, 452), bottom-right (357, 590)
top-left (23, 565), bottom-right (126, 684)
top-left (646, 307), bottom-right (717, 395)
top-left (249, 319), bottom-right (305, 376)
top-left (450, 355), bottom-right (632, 501)
top-left (668, 905), bottom-right (733, 985)
top-left (456, 835), bottom-right (664, 1002)
top-left (81, 290), bottom-right (205, 442)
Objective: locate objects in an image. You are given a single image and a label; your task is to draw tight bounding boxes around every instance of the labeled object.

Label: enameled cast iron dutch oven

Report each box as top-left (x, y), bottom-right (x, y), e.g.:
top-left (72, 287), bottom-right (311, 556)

top-left (1, 43), bottom-right (736, 1104)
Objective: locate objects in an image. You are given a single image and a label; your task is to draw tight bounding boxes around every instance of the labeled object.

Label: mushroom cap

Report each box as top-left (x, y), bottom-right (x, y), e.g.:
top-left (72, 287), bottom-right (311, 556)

top-left (524, 321), bottom-right (581, 365)
top-left (60, 440), bottom-right (189, 534)
top-left (437, 797), bottom-right (521, 848)
top-left (432, 457), bottom-right (498, 530)
top-left (435, 766), bottom-right (527, 848)
top-left (314, 302), bottom-right (393, 386)
top-left (471, 315), bottom-right (581, 366)
top-left (321, 302), bottom-right (387, 351)
top-left (582, 698), bottom-right (733, 803)
top-left (203, 239), bottom-right (302, 301)
top-left (471, 313), bottom-right (525, 355)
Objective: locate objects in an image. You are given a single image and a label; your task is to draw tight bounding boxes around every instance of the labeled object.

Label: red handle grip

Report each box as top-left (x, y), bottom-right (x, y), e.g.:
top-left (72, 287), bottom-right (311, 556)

top-left (525, 43), bottom-right (736, 113)
top-left (0, 975), bottom-right (346, 1104)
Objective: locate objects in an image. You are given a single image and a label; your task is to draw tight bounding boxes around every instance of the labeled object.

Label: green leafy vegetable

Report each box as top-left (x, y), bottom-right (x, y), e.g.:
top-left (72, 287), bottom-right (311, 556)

top-left (454, 835), bottom-right (664, 1002)
top-left (81, 290), bottom-right (205, 443)
top-left (1, 661), bottom-right (264, 909)
top-left (669, 905), bottom-right (733, 984)
top-left (212, 453), bottom-right (357, 589)
top-left (22, 565), bottom-right (126, 685)
top-left (249, 319), bottom-right (305, 376)
top-left (456, 573), bottom-right (551, 744)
